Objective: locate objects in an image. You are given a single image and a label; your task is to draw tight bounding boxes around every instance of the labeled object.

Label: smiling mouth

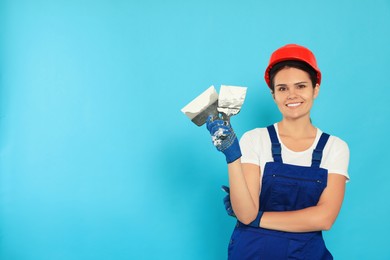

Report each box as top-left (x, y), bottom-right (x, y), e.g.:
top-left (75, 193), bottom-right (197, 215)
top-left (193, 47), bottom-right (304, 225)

top-left (286, 102), bottom-right (302, 107)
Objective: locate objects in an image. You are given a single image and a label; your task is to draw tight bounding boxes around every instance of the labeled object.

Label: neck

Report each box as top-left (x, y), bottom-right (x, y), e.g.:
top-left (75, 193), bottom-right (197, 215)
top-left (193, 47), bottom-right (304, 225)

top-left (278, 117), bottom-right (316, 138)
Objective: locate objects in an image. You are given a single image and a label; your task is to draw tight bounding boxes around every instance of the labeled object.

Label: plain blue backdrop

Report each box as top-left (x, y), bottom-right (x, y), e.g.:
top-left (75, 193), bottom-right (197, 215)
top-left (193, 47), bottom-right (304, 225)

top-left (1, 0), bottom-right (390, 259)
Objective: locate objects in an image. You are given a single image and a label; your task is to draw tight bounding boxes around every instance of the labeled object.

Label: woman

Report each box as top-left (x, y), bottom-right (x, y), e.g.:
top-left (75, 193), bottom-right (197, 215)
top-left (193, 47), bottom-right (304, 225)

top-left (206, 44), bottom-right (350, 259)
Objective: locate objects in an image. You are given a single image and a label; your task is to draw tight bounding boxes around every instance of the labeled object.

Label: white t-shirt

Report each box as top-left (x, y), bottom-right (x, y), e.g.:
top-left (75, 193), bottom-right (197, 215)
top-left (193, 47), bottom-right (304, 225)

top-left (240, 123), bottom-right (350, 180)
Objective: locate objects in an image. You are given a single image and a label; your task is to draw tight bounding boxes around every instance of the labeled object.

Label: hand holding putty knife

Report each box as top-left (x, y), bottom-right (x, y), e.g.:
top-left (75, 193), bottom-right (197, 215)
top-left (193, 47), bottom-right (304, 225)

top-left (181, 85), bottom-right (247, 163)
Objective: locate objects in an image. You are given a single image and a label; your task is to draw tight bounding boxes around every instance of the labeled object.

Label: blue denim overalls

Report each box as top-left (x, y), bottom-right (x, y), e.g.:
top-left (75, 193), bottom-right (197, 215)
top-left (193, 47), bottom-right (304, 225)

top-left (228, 125), bottom-right (333, 260)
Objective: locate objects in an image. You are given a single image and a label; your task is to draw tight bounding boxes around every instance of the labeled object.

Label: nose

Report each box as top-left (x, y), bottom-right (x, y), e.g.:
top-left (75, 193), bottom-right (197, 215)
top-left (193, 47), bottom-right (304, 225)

top-left (287, 88), bottom-right (297, 99)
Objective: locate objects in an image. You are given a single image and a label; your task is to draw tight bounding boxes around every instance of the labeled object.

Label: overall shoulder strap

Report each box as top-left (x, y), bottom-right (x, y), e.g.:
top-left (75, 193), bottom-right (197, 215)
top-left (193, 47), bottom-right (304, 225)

top-left (267, 125), bottom-right (283, 163)
top-left (311, 132), bottom-right (330, 167)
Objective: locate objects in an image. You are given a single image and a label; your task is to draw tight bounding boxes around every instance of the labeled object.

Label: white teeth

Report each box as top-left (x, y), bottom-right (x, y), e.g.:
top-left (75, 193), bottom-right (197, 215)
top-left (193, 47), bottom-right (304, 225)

top-left (286, 103), bottom-right (301, 107)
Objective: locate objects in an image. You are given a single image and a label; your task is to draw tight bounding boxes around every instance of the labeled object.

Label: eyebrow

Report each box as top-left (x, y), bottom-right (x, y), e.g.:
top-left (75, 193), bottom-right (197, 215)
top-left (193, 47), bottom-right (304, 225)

top-left (275, 81), bottom-right (309, 87)
top-left (294, 81), bottom-right (309, 85)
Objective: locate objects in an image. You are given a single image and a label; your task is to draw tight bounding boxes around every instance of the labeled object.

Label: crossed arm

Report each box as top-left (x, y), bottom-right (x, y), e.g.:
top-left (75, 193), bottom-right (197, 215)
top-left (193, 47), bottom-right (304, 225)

top-left (227, 159), bottom-right (347, 232)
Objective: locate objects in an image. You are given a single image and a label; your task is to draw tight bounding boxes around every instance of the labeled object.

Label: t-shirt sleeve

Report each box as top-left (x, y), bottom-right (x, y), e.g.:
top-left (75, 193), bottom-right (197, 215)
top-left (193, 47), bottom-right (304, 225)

top-left (239, 131), bottom-right (260, 166)
top-left (323, 137), bottom-right (350, 180)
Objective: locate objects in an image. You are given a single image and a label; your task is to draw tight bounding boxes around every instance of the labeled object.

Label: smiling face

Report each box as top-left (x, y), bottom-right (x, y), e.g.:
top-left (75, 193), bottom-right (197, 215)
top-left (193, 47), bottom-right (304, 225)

top-left (272, 67), bottom-right (319, 121)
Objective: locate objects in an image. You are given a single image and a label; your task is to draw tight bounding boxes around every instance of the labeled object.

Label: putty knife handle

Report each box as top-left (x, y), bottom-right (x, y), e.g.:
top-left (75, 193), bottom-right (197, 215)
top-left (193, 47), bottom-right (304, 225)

top-left (221, 112), bottom-right (231, 123)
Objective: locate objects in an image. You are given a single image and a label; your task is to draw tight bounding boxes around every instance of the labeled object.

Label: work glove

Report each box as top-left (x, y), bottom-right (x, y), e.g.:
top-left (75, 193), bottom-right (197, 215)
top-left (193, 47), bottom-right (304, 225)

top-left (206, 116), bottom-right (242, 163)
top-left (221, 185), bottom-right (236, 218)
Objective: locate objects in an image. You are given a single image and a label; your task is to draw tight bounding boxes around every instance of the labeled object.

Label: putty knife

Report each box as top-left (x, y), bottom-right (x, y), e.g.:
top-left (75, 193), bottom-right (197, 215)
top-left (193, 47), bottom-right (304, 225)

top-left (181, 86), bottom-right (219, 126)
top-left (218, 85), bottom-right (247, 121)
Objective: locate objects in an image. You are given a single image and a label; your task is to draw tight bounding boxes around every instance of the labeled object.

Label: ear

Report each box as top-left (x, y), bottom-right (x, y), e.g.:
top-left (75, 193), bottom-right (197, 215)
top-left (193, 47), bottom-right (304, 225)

top-left (313, 84), bottom-right (320, 99)
top-left (271, 90), bottom-right (275, 99)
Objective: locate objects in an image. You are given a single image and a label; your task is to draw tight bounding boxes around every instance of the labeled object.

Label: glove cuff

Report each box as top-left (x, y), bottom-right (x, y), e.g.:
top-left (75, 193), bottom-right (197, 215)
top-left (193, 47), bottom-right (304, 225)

top-left (224, 137), bottom-right (242, 163)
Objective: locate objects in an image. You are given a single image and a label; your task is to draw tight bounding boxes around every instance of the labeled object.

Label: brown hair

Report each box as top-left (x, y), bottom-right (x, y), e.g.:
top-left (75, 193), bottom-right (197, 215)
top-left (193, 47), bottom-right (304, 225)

top-left (268, 60), bottom-right (318, 93)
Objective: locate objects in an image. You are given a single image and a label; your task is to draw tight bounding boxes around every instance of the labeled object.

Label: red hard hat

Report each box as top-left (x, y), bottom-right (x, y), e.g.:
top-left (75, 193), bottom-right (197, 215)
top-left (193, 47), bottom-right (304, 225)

top-left (264, 44), bottom-right (321, 88)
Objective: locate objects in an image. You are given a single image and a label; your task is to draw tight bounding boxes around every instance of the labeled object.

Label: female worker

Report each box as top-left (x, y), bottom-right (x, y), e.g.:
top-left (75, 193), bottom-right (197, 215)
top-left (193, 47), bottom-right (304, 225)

top-left (206, 44), bottom-right (350, 259)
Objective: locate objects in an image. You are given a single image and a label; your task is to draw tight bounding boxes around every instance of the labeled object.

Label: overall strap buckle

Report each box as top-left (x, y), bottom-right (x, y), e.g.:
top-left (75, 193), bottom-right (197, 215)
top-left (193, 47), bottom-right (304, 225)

top-left (267, 125), bottom-right (283, 163)
top-left (311, 133), bottom-right (330, 167)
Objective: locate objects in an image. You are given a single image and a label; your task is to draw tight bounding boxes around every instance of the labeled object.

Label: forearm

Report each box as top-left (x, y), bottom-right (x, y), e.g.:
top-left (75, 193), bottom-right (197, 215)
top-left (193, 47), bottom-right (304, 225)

top-left (227, 159), bottom-right (259, 224)
top-left (260, 205), bottom-right (335, 232)
top-left (205, 117), bottom-right (261, 223)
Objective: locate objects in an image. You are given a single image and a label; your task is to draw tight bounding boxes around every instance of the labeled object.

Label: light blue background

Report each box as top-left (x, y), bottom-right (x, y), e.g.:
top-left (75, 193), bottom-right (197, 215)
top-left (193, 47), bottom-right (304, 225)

top-left (1, 0), bottom-right (389, 259)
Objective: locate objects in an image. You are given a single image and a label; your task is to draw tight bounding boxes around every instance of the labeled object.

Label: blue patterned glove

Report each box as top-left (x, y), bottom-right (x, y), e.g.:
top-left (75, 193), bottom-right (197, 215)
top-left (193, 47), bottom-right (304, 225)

top-left (206, 116), bottom-right (242, 163)
top-left (221, 185), bottom-right (236, 217)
